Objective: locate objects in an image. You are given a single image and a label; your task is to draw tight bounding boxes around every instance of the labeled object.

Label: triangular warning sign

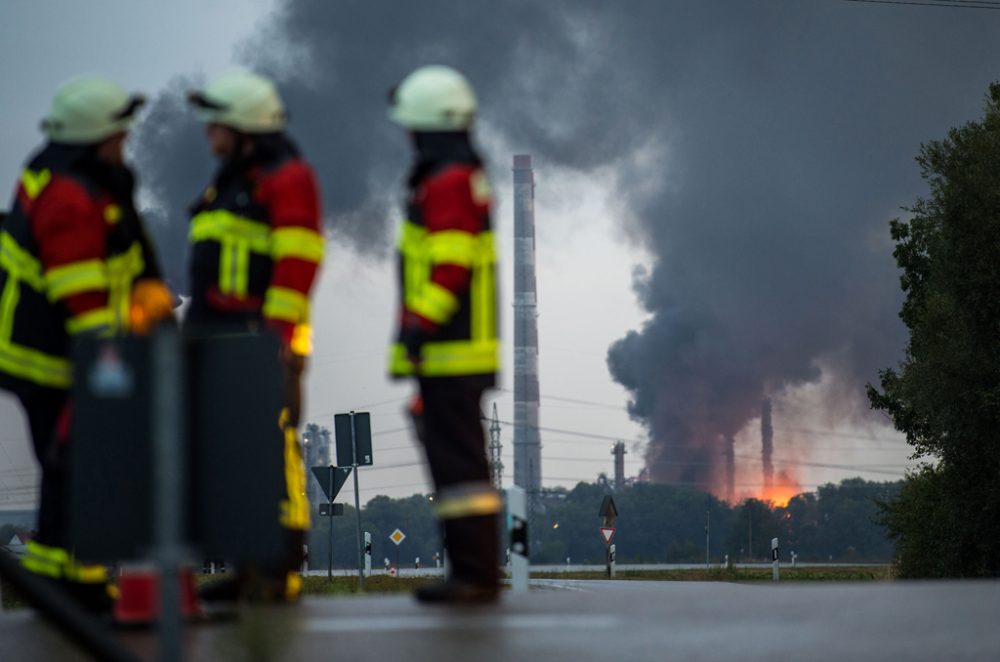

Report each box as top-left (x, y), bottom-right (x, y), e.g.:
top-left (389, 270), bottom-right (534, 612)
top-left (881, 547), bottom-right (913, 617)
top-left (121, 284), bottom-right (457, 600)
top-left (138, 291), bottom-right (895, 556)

top-left (600, 527), bottom-right (616, 545)
top-left (311, 465), bottom-right (352, 501)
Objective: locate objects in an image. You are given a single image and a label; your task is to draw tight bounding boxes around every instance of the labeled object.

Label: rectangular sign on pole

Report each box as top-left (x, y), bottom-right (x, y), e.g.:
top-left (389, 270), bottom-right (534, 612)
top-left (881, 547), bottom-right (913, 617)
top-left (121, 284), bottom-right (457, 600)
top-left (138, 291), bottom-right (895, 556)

top-left (334, 412), bottom-right (373, 467)
top-left (319, 503), bottom-right (345, 517)
top-left (352, 412), bottom-right (373, 466)
top-left (599, 495), bottom-right (618, 528)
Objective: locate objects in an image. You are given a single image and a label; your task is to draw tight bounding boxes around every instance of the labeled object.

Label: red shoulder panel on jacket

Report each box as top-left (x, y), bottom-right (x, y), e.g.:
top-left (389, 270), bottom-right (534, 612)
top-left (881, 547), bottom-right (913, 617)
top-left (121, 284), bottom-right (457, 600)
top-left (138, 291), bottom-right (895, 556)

top-left (421, 164), bottom-right (489, 234)
top-left (258, 159), bottom-right (321, 230)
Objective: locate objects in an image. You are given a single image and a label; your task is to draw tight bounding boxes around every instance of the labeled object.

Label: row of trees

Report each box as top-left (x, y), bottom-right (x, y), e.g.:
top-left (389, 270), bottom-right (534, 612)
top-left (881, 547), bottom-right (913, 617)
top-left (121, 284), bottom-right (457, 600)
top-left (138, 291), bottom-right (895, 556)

top-left (304, 477), bottom-right (900, 570)
top-left (868, 83), bottom-right (1000, 577)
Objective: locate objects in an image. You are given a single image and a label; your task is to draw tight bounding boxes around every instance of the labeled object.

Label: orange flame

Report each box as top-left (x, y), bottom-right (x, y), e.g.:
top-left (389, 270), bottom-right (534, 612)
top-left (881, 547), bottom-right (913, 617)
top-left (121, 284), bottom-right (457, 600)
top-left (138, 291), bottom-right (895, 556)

top-left (757, 470), bottom-right (802, 507)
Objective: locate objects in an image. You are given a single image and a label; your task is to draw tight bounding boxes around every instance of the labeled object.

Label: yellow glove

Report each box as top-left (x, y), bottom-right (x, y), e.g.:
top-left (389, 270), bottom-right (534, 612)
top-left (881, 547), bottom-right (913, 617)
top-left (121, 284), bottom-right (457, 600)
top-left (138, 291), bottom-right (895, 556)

top-left (130, 278), bottom-right (175, 334)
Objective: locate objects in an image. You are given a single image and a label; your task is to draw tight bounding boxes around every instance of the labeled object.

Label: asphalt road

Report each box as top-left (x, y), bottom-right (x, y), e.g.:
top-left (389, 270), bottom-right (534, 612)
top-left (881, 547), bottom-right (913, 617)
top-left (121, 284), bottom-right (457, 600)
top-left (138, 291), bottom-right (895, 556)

top-left (2, 578), bottom-right (998, 661)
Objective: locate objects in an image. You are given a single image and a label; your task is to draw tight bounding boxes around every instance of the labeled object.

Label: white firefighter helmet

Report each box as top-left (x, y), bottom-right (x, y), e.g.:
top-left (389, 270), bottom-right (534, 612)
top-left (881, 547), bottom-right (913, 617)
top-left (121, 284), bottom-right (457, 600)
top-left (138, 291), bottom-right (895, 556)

top-left (388, 65), bottom-right (477, 131)
top-left (188, 71), bottom-right (287, 133)
top-left (42, 75), bottom-right (145, 144)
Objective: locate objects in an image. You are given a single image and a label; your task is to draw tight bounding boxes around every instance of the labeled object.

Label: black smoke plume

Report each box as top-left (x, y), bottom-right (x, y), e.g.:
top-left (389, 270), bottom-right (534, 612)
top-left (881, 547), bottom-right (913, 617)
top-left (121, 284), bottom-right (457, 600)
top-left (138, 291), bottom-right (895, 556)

top-left (131, 1), bottom-right (1000, 492)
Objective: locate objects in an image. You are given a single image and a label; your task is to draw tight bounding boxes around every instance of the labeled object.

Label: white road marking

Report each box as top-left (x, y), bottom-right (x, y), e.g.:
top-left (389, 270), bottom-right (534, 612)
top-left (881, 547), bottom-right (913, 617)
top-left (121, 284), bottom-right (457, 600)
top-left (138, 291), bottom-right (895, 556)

top-left (305, 614), bottom-right (619, 633)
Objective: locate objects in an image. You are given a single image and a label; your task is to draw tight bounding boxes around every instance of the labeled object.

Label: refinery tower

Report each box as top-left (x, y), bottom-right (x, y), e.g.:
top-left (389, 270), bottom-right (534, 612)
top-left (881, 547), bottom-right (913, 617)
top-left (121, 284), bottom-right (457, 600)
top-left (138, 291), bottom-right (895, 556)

top-left (512, 154), bottom-right (541, 500)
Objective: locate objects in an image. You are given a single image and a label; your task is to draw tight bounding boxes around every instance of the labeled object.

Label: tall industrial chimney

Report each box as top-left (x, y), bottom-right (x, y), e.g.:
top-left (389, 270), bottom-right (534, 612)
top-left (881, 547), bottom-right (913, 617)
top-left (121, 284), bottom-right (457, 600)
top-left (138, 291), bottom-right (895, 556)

top-left (612, 441), bottom-right (627, 491)
top-left (761, 398), bottom-right (774, 493)
top-left (724, 435), bottom-right (735, 503)
top-left (512, 154), bottom-right (542, 502)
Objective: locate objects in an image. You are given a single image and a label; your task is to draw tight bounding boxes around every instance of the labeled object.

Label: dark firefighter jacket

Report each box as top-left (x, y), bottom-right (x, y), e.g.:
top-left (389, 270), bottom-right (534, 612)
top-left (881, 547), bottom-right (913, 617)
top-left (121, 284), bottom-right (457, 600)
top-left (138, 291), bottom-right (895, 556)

top-left (0, 143), bottom-right (161, 395)
top-left (187, 134), bottom-right (323, 354)
top-left (389, 132), bottom-right (498, 380)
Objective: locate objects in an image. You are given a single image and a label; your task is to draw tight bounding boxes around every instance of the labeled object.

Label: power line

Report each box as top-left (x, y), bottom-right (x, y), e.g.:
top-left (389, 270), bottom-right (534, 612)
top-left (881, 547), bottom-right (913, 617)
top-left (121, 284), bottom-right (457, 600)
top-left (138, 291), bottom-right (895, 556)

top-left (841, 0), bottom-right (1000, 9)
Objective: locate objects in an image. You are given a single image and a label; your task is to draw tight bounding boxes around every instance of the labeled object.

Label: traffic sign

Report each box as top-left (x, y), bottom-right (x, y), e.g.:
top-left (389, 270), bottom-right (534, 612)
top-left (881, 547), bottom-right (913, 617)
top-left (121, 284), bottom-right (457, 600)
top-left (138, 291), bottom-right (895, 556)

top-left (390, 528), bottom-right (406, 546)
top-left (334, 412), bottom-right (374, 467)
top-left (599, 495), bottom-right (618, 527)
top-left (319, 503), bottom-right (345, 517)
top-left (311, 465), bottom-right (352, 501)
top-left (600, 527), bottom-right (616, 545)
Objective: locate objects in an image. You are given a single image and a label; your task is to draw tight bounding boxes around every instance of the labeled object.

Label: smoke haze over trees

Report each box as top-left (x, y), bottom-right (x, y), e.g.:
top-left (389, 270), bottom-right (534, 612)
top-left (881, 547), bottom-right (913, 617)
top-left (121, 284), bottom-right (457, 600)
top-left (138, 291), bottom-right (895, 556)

top-left (130, 2), bottom-right (1000, 490)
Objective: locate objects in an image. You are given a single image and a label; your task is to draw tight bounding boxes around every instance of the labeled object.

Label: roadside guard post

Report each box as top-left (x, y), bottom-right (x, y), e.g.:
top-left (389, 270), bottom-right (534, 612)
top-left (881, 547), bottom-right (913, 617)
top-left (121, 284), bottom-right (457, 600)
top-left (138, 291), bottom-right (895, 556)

top-left (772, 537), bottom-right (780, 582)
top-left (507, 486), bottom-right (529, 593)
top-left (364, 532), bottom-right (372, 574)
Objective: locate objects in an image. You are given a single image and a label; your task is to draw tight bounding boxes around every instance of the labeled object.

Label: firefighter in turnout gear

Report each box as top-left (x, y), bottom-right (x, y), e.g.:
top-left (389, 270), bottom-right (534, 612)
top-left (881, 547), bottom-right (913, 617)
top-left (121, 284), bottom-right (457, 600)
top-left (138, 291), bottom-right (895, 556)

top-left (0, 75), bottom-right (170, 612)
top-left (186, 71), bottom-right (323, 603)
top-left (388, 65), bottom-right (502, 604)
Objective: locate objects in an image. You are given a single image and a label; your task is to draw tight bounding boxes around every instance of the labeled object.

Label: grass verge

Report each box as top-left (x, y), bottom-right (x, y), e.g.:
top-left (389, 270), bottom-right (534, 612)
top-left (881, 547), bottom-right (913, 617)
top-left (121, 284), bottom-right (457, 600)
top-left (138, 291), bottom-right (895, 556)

top-left (531, 566), bottom-right (896, 582)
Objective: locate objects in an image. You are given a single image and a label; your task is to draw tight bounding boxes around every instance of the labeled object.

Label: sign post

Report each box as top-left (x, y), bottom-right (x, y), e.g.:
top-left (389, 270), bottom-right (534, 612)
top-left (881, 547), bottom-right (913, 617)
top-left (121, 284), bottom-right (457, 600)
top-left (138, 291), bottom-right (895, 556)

top-left (334, 412), bottom-right (373, 589)
top-left (771, 537), bottom-right (780, 582)
top-left (389, 528), bottom-right (406, 576)
top-left (312, 465), bottom-right (351, 581)
top-left (507, 486), bottom-right (529, 593)
top-left (599, 495), bottom-right (618, 579)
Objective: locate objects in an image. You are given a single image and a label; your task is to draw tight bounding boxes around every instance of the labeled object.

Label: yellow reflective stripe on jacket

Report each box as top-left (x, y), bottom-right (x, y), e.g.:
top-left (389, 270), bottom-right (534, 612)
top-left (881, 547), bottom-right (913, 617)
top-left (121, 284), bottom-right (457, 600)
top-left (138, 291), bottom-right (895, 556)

top-left (21, 540), bottom-right (69, 579)
top-left (64, 561), bottom-right (108, 584)
top-left (0, 248), bottom-right (73, 385)
top-left (20, 169), bottom-right (52, 200)
top-left (66, 307), bottom-right (114, 336)
top-left (0, 232), bottom-right (45, 291)
top-left (191, 209), bottom-right (272, 295)
top-left (263, 286), bottom-right (310, 324)
top-left (22, 540), bottom-right (107, 583)
top-left (290, 323), bottom-right (313, 356)
top-left (45, 259), bottom-right (108, 302)
top-left (398, 220), bottom-right (427, 253)
top-left (0, 341), bottom-right (73, 388)
top-left (279, 425), bottom-right (311, 530)
top-left (22, 540), bottom-right (70, 579)
top-left (434, 483), bottom-right (503, 520)
top-left (471, 232), bottom-right (496, 342)
top-left (106, 241), bottom-right (146, 331)
top-left (189, 209), bottom-right (271, 250)
top-left (389, 339), bottom-right (498, 377)
top-left (271, 227), bottom-right (325, 263)
top-left (408, 281), bottom-right (460, 325)
top-left (426, 230), bottom-right (476, 267)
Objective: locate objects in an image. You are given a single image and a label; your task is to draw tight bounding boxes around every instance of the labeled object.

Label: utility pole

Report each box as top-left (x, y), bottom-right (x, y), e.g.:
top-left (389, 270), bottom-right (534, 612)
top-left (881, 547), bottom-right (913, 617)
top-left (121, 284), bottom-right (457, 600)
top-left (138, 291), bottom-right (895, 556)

top-left (748, 509), bottom-right (753, 563)
top-left (350, 412), bottom-right (364, 589)
top-left (488, 403), bottom-right (504, 490)
top-left (705, 510), bottom-right (710, 568)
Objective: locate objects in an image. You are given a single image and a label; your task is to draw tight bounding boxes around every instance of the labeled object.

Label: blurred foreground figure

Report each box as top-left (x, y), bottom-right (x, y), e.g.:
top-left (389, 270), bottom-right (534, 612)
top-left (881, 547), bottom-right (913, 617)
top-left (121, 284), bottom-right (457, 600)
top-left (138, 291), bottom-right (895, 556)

top-left (186, 71), bottom-right (324, 604)
top-left (0, 75), bottom-right (170, 612)
top-left (388, 65), bottom-right (501, 604)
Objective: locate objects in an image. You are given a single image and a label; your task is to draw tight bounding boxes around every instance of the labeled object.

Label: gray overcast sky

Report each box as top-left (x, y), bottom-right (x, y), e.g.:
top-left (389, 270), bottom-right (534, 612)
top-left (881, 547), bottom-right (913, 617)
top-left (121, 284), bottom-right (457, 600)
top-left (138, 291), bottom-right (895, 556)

top-left (6, 0), bottom-right (997, 510)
